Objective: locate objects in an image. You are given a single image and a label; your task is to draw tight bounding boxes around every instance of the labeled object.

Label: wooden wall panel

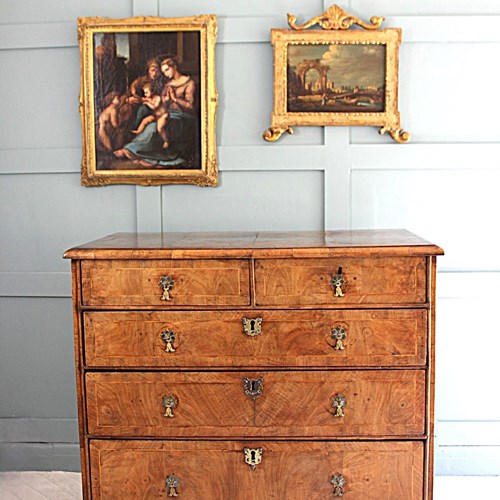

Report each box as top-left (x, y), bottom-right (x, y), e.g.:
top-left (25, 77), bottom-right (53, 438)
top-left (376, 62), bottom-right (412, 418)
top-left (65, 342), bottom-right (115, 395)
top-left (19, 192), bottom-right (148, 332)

top-left (0, 0), bottom-right (499, 475)
top-left (350, 169), bottom-right (500, 271)
top-left (0, 174), bottom-right (137, 277)
top-left (162, 170), bottom-right (324, 232)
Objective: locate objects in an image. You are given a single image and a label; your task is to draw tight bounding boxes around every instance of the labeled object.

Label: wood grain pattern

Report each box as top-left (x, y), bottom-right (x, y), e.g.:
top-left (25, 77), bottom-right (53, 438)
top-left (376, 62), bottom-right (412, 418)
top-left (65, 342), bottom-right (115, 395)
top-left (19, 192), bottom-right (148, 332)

top-left (81, 259), bottom-right (250, 307)
top-left (63, 230), bottom-right (444, 260)
top-left (90, 440), bottom-right (424, 500)
top-left (255, 257), bottom-right (427, 306)
top-left (84, 309), bottom-right (427, 368)
top-left (64, 230), bottom-right (441, 499)
top-left (86, 370), bottom-right (425, 437)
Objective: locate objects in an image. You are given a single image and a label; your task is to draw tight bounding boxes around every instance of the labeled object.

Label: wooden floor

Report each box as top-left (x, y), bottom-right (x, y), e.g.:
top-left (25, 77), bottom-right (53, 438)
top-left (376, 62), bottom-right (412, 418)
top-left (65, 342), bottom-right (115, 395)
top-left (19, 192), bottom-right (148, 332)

top-left (0, 472), bottom-right (82, 499)
top-left (0, 472), bottom-right (499, 499)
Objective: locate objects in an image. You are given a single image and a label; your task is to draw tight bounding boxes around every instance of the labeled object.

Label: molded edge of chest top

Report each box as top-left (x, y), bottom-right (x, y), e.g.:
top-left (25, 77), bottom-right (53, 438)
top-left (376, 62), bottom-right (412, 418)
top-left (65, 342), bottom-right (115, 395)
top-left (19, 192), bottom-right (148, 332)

top-left (63, 230), bottom-right (444, 260)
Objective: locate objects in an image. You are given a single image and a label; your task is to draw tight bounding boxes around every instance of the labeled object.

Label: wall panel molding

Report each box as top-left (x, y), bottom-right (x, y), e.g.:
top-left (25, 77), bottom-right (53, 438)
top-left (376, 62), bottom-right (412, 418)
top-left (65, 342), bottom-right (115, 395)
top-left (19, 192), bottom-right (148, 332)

top-left (0, 22), bottom-right (76, 50)
top-left (437, 421), bottom-right (500, 446)
top-left (0, 148), bottom-right (81, 175)
top-left (219, 145), bottom-right (328, 170)
top-left (2, 15), bottom-right (500, 52)
top-left (132, 0), bottom-right (159, 17)
top-left (136, 186), bottom-right (162, 233)
top-left (350, 144), bottom-right (500, 170)
top-left (435, 446), bottom-right (500, 476)
top-left (0, 418), bottom-right (78, 444)
top-left (0, 145), bottom-right (328, 175)
top-left (0, 273), bottom-right (71, 297)
top-left (0, 418), bottom-right (79, 471)
top-left (324, 127), bottom-right (351, 230)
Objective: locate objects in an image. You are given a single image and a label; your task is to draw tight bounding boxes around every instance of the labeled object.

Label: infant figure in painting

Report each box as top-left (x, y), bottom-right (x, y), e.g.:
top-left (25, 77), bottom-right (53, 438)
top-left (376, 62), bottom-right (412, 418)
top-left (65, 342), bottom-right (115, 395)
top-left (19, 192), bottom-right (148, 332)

top-left (131, 82), bottom-right (170, 150)
top-left (97, 91), bottom-right (125, 152)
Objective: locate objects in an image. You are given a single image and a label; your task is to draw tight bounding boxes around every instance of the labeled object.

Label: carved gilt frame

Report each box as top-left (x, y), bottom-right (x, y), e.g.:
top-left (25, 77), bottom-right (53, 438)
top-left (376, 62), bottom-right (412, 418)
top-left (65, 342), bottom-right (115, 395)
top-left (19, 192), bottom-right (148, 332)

top-left (263, 5), bottom-right (409, 143)
top-left (78, 15), bottom-right (218, 186)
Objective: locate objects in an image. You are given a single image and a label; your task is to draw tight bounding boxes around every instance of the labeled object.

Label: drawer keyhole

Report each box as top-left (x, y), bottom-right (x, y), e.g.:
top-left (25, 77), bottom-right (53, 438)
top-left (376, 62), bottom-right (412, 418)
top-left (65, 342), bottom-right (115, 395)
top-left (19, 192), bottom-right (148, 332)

top-left (243, 377), bottom-right (263, 400)
top-left (244, 447), bottom-right (263, 470)
top-left (242, 317), bottom-right (263, 337)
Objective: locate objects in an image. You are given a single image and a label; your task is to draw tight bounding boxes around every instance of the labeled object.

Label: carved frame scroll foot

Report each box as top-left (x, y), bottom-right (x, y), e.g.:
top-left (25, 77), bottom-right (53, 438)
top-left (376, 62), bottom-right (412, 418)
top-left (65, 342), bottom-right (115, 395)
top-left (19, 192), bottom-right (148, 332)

top-left (264, 4), bottom-right (410, 144)
top-left (379, 127), bottom-right (411, 144)
top-left (263, 126), bottom-right (294, 142)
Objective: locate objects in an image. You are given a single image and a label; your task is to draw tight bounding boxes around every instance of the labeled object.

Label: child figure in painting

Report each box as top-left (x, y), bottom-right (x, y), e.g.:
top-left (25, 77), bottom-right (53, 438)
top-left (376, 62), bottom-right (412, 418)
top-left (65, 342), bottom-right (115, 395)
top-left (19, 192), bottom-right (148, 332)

top-left (97, 91), bottom-right (125, 152)
top-left (131, 82), bottom-right (171, 149)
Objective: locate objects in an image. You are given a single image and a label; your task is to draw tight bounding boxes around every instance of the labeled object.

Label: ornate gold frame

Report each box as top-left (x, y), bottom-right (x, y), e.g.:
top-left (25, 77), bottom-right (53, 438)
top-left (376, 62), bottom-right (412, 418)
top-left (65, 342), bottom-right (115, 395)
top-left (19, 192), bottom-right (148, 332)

top-left (78, 15), bottom-right (218, 186)
top-left (263, 5), bottom-right (409, 143)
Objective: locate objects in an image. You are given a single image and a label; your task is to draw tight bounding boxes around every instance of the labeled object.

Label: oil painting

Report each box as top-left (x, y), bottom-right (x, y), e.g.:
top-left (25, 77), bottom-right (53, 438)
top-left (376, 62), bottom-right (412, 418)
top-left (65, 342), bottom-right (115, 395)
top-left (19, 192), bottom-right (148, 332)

top-left (78, 15), bottom-right (218, 186)
top-left (264, 5), bottom-right (409, 143)
top-left (286, 43), bottom-right (386, 113)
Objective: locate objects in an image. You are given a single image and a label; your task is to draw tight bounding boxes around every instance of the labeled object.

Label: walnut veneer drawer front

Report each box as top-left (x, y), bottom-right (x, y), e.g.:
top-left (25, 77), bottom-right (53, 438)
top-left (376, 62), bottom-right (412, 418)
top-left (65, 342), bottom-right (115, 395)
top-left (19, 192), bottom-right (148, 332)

top-left (65, 230), bottom-right (443, 499)
top-left (80, 259), bottom-right (250, 306)
top-left (90, 440), bottom-right (424, 500)
top-left (84, 309), bottom-right (427, 368)
top-left (255, 257), bottom-right (427, 306)
top-left (86, 370), bottom-right (425, 437)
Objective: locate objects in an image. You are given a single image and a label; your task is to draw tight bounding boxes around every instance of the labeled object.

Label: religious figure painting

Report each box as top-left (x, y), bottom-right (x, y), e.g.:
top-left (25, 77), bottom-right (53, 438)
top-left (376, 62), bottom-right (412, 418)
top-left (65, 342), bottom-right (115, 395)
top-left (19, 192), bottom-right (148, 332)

top-left (78, 16), bottom-right (218, 186)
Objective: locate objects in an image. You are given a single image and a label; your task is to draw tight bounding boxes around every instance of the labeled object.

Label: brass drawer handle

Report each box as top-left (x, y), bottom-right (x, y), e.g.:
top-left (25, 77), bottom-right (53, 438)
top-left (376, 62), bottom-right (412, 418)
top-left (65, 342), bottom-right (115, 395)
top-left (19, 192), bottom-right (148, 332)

top-left (330, 267), bottom-right (345, 297)
top-left (161, 329), bottom-right (177, 353)
top-left (242, 317), bottom-right (263, 337)
top-left (244, 447), bottom-right (263, 470)
top-left (159, 275), bottom-right (175, 301)
top-left (162, 394), bottom-right (178, 417)
top-left (332, 394), bottom-right (346, 417)
top-left (243, 377), bottom-right (263, 400)
top-left (165, 474), bottom-right (180, 497)
top-left (331, 326), bottom-right (346, 350)
top-left (331, 474), bottom-right (346, 496)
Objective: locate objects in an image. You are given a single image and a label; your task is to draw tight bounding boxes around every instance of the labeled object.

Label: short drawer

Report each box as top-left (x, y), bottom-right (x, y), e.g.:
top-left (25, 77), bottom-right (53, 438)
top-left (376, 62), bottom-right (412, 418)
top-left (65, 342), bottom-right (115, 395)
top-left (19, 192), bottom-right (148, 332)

top-left (90, 440), bottom-right (424, 499)
top-left (255, 257), bottom-right (427, 306)
top-left (84, 309), bottom-right (427, 368)
top-left (80, 259), bottom-right (250, 306)
top-left (86, 370), bottom-right (425, 438)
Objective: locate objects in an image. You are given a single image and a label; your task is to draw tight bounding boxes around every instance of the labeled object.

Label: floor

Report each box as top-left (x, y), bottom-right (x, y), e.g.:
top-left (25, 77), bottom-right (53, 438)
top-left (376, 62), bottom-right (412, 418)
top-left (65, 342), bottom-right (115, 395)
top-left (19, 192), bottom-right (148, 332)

top-left (0, 472), bottom-right (499, 499)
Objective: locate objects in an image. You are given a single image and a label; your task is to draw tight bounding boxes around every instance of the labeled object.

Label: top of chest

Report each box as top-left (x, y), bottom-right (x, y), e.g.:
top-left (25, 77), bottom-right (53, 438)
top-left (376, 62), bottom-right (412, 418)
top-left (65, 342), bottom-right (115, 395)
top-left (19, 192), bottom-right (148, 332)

top-left (64, 230), bottom-right (442, 308)
top-left (64, 229), bottom-right (443, 260)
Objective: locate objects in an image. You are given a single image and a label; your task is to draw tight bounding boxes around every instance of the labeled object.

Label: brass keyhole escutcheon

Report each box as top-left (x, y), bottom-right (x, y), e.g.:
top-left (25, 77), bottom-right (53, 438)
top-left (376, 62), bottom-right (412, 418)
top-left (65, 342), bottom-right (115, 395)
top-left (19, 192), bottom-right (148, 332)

top-left (331, 474), bottom-right (346, 496)
top-left (330, 267), bottom-right (345, 297)
top-left (331, 326), bottom-right (346, 350)
top-left (243, 377), bottom-right (263, 400)
top-left (244, 448), bottom-right (263, 470)
top-left (159, 275), bottom-right (174, 301)
top-left (332, 394), bottom-right (346, 417)
top-left (242, 317), bottom-right (263, 337)
top-left (165, 474), bottom-right (180, 497)
top-left (162, 395), bottom-right (178, 418)
top-left (161, 329), bottom-right (176, 353)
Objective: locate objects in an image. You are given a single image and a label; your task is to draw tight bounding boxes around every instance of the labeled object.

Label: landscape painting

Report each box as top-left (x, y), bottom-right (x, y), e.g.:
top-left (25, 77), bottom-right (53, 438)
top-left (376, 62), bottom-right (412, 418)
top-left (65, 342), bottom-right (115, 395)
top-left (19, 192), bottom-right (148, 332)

top-left (287, 43), bottom-right (386, 113)
top-left (264, 27), bottom-right (408, 143)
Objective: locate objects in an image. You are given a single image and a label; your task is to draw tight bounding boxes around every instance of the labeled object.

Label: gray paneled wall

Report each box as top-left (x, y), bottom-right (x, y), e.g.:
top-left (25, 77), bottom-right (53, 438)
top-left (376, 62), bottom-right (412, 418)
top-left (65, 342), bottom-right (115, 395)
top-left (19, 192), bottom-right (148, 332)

top-left (1, 0), bottom-right (499, 475)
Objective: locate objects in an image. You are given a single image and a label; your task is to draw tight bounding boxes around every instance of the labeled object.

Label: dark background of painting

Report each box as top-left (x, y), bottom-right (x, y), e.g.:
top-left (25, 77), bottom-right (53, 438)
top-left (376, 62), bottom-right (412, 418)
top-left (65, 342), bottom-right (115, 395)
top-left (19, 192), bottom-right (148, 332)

top-left (93, 30), bottom-right (201, 170)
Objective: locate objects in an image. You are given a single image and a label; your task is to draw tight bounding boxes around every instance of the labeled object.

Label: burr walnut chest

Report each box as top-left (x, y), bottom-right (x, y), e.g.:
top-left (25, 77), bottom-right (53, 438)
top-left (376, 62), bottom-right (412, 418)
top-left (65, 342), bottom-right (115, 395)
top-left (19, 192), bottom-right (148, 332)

top-left (64, 230), bottom-right (443, 499)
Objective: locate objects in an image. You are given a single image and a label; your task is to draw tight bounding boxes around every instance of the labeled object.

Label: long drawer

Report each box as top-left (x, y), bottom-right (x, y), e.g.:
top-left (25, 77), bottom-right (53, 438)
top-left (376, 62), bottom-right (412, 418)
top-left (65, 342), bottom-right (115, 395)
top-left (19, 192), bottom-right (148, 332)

top-left (86, 370), bottom-right (425, 437)
top-left (84, 309), bottom-right (427, 368)
top-left (90, 440), bottom-right (424, 499)
top-left (255, 257), bottom-right (427, 306)
top-left (80, 259), bottom-right (251, 306)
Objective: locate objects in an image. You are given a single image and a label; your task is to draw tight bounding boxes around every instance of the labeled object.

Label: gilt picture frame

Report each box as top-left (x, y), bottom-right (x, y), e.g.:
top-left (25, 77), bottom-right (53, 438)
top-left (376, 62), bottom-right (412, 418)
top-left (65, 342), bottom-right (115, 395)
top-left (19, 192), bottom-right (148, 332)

top-left (78, 15), bottom-right (218, 186)
top-left (263, 5), bottom-right (409, 143)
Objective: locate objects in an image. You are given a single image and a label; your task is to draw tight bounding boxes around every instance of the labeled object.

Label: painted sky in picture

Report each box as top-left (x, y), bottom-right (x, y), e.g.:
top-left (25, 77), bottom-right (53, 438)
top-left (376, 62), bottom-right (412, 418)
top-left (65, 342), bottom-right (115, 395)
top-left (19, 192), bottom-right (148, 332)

top-left (288, 43), bottom-right (386, 88)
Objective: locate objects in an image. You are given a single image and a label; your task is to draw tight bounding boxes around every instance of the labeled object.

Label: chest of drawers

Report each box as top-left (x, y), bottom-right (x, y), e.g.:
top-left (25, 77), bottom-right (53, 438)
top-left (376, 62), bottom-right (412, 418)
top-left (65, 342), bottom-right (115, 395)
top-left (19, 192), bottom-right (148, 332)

top-left (64, 230), bottom-right (443, 499)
